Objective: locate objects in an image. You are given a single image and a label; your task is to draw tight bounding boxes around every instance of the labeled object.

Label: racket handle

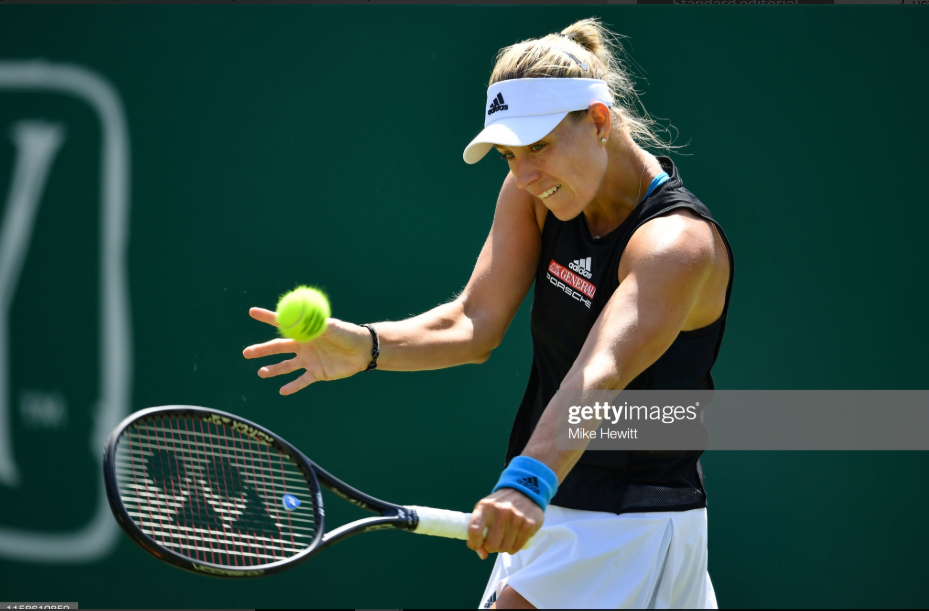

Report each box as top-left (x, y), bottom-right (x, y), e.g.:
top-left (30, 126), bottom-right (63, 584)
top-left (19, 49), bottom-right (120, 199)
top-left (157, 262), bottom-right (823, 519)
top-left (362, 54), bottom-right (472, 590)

top-left (407, 506), bottom-right (533, 550)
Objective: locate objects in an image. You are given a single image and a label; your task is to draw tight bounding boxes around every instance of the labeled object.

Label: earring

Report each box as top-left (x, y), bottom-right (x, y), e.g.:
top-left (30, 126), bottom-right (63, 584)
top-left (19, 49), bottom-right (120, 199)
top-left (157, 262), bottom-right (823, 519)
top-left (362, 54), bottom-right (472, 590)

top-left (601, 138), bottom-right (607, 144)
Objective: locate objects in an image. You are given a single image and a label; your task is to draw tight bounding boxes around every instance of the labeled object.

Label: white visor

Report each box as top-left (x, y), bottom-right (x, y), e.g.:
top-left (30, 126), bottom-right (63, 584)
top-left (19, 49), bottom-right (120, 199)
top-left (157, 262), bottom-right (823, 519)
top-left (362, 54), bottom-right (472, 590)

top-left (463, 78), bottom-right (613, 164)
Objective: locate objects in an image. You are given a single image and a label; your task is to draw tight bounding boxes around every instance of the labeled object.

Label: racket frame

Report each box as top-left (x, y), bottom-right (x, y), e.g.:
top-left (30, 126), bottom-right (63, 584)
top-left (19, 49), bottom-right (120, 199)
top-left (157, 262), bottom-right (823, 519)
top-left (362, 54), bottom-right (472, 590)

top-left (103, 405), bottom-right (418, 579)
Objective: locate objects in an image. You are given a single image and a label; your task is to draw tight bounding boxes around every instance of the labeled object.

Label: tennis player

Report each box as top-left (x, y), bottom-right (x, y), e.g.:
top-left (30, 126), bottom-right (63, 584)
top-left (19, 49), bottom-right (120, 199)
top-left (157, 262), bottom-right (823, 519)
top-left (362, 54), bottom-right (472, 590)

top-left (245, 18), bottom-right (732, 609)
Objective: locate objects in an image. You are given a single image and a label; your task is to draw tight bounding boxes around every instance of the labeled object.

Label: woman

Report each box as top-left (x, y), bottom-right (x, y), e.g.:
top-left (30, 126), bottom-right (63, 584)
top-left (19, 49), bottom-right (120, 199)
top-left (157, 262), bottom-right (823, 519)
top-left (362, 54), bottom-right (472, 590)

top-left (244, 18), bottom-right (732, 609)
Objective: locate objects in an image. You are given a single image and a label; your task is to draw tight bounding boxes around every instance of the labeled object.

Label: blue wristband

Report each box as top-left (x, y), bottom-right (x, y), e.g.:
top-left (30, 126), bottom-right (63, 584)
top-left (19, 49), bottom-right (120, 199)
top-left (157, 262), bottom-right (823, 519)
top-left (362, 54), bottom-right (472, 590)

top-left (492, 456), bottom-right (558, 511)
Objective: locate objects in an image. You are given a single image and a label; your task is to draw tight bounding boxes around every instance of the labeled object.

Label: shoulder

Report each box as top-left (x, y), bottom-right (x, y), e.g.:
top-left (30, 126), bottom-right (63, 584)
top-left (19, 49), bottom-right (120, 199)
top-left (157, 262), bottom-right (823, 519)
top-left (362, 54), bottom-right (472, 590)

top-left (498, 171), bottom-right (547, 234)
top-left (619, 208), bottom-right (716, 283)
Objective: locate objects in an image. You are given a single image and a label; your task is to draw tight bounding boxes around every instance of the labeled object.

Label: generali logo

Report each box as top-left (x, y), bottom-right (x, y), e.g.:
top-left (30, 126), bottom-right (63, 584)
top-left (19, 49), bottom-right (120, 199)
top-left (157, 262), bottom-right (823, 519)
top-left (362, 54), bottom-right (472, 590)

top-left (547, 259), bottom-right (596, 309)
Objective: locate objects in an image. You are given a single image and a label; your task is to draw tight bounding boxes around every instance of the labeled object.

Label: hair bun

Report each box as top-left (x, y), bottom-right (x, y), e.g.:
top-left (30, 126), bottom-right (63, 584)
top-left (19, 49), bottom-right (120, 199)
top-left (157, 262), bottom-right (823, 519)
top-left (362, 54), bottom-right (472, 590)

top-left (560, 18), bottom-right (604, 55)
top-left (489, 16), bottom-right (682, 155)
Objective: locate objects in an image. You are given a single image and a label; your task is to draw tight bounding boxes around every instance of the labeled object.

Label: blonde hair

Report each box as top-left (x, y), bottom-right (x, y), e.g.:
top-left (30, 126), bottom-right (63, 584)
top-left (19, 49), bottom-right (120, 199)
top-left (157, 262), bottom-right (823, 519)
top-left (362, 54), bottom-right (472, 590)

top-left (489, 18), bottom-right (682, 154)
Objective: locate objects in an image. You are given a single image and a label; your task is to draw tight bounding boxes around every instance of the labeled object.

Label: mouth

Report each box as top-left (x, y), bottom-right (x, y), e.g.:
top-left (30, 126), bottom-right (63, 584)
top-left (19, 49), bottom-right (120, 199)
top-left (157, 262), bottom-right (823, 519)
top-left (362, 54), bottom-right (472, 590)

top-left (539, 185), bottom-right (561, 199)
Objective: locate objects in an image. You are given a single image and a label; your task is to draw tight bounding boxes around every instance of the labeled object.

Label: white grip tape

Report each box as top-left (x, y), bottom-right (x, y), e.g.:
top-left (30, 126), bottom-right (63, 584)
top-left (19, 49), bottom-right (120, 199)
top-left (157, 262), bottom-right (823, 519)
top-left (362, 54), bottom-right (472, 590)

top-left (408, 506), bottom-right (533, 549)
top-left (409, 506), bottom-right (472, 540)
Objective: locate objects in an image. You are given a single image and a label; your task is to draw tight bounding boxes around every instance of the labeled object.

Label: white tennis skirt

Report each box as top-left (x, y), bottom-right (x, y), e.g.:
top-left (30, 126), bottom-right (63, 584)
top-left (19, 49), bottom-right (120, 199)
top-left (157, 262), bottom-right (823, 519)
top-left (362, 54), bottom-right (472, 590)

top-left (478, 505), bottom-right (717, 609)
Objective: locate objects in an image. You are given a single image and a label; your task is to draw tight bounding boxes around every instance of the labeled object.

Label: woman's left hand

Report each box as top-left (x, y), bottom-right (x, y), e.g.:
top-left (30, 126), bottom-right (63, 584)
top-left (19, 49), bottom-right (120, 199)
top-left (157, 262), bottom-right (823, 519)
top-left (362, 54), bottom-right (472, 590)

top-left (467, 488), bottom-right (544, 559)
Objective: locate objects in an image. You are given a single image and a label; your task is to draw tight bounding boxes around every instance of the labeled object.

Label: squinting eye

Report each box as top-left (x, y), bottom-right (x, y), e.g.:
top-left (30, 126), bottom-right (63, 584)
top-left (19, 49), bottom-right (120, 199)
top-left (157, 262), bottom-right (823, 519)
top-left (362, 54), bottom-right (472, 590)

top-left (531, 143), bottom-right (546, 152)
top-left (500, 153), bottom-right (514, 161)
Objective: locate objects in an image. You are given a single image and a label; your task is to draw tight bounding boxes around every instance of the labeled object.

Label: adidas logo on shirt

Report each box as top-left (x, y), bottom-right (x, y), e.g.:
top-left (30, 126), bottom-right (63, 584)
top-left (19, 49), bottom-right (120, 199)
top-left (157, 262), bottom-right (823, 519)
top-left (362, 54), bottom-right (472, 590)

top-left (516, 476), bottom-right (540, 493)
top-left (569, 257), bottom-right (593, 279)
top-left (487, 93), bottom-right (509, 115)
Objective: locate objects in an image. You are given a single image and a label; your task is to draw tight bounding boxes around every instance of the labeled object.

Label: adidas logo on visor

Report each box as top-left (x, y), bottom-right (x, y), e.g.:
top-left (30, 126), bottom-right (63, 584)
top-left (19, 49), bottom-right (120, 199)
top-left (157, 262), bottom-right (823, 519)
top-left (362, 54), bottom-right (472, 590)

top-left (569, 257), bottom-right (593, 279)
top-left (487, 92), bottom-right (509, 116)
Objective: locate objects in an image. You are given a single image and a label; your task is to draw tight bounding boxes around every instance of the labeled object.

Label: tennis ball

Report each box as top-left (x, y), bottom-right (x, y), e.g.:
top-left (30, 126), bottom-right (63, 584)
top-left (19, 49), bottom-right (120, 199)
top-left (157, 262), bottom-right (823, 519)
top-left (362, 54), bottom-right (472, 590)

top-left (276, 286), bottom-right (331, 343)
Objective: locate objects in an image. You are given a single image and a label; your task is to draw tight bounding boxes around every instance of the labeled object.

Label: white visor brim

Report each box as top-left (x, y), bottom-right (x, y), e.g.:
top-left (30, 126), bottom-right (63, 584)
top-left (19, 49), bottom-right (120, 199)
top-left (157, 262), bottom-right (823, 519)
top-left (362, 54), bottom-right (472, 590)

top-left (462, 78), bottom-right (613, 164)
top-left (462, 112), bottom-right (568, 165)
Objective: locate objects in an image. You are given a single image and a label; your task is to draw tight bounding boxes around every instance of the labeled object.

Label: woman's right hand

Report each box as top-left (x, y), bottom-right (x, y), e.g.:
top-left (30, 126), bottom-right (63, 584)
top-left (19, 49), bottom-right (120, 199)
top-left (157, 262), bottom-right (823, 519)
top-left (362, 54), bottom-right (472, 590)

top-left (242, 307), bottom-right (372, 395)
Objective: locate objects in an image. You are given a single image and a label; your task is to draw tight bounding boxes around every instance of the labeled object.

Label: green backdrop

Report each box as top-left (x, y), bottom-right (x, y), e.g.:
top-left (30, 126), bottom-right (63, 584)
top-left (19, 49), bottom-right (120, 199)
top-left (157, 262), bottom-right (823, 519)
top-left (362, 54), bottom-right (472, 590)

top-left (0, 5), bottom-right (927, 609)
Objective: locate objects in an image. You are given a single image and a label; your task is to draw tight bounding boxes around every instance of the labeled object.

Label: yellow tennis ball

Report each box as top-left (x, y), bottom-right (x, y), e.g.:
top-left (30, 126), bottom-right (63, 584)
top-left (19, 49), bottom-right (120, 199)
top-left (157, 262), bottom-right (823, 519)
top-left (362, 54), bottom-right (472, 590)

top-left (276, 286), bottom-right (331, 342)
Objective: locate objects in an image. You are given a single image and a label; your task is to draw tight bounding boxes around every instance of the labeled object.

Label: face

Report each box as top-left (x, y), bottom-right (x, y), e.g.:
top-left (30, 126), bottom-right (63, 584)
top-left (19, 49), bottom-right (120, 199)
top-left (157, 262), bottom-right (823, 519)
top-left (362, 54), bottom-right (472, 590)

top-left (494, 109), bottom-right (609, 220)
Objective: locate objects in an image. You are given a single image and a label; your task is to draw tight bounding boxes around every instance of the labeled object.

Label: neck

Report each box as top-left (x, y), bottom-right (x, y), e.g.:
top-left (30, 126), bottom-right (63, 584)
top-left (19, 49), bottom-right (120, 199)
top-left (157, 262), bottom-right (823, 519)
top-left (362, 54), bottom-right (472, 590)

top-left (583, 134), bottom-right (659, 238)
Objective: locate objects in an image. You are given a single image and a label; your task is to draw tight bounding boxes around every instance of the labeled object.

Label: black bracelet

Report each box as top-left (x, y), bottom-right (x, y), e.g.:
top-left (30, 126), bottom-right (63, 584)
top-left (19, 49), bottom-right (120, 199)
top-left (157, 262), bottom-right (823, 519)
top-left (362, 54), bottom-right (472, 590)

top-left (359, 324), bottom-right (379, 371)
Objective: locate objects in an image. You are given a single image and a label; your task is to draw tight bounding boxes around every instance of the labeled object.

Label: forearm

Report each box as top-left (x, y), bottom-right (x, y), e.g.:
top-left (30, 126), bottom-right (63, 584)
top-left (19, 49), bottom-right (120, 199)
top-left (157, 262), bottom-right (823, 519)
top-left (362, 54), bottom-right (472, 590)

top-left (369, 298), bottom-right (502, 372)
top-left (521, 360), bottom-right (623, 482)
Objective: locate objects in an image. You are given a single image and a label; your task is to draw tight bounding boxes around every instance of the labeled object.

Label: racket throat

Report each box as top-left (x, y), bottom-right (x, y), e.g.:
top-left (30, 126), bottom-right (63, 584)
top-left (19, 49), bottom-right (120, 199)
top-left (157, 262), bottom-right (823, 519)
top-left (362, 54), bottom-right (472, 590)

top-left (319, 511), bottom-right (415, 550)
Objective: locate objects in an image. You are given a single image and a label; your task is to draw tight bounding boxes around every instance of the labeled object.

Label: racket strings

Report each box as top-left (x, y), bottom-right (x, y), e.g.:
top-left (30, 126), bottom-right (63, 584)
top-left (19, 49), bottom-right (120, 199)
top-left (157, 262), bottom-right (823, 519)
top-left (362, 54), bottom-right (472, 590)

top-left (114, 415), bottom-right (315, 568)
top-left (122, 427), bottom-right (308, 483)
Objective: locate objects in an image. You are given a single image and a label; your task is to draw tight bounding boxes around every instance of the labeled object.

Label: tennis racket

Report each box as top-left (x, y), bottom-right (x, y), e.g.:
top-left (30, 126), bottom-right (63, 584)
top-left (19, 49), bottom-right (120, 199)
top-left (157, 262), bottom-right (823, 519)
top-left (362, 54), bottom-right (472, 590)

top-left (103, 405), bottom-right (500, 578)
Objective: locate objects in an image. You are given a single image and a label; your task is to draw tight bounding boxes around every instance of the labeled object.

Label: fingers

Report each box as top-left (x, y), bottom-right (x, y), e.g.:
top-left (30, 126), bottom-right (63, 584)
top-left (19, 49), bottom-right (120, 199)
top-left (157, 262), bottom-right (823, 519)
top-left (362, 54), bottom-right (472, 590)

top-left (258, 358), bottom-right (302, 379)
top-left (467, 491), bottom-right (544, 558)
top-left (498, 510), bottom-right (523, 553)
top-left (249, 307), bottom-right (278, 327)
top-left (279, 371), bottom-right (318, 396)
top-left (511, 516), bottom-right (539, 552)
top-left (468, 501), bottom-right (521, 557)
top-left (483, 507), bottom-right (510, 554)
top-left (243, 338), bottom-right (297, 360)
top-left (468, 505), bottom-right (491, 560)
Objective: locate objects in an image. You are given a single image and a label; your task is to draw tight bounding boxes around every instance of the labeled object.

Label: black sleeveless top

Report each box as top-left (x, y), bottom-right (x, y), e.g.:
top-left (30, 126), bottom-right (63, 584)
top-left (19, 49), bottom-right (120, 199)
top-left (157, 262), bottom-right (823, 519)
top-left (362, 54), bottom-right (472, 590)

top-left (504, 156), bottom-right (734, 514)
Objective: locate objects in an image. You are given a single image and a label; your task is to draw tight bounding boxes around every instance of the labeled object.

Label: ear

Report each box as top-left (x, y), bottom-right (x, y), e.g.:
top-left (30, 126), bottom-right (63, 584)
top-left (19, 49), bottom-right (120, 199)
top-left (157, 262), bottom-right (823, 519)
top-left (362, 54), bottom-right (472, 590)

top-left (587, 103), bottom-right (613, 140)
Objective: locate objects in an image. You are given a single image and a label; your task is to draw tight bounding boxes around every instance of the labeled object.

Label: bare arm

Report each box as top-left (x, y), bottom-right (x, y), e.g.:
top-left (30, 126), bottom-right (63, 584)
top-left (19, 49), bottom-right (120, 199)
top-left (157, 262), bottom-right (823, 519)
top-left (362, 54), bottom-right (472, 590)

top-left (521, 211), bottom-right (717, 479)
top-left (243, 172), bottom-right (542, 393)
top-left (468, 211), bottom-right (718, 558)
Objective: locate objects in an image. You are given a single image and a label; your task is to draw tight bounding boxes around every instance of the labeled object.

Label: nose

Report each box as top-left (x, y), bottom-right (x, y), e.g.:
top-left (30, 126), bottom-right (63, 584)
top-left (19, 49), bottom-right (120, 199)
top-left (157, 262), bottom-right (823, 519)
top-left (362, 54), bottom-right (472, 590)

top-left (512, 157), bottom-right (541, 191)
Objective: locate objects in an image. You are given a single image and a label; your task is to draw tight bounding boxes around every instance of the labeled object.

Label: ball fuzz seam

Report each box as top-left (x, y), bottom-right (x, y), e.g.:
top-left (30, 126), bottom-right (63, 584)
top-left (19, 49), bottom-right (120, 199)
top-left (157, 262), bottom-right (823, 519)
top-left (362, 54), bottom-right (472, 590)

top-left (276, 286), bottom-right (330, 343)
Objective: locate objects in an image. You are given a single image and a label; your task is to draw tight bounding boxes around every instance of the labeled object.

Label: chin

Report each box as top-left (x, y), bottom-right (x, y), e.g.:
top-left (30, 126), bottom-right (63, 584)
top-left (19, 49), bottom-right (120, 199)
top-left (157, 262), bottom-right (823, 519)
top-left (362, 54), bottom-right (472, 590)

top-left (546, 199), bottom-right (587, 222)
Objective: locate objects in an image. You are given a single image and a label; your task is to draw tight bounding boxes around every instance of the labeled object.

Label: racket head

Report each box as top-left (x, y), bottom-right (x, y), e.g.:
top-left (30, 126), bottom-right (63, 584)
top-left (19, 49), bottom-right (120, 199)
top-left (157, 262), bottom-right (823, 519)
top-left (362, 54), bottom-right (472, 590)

top-left (103, 406), bottom-right (324, 578)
